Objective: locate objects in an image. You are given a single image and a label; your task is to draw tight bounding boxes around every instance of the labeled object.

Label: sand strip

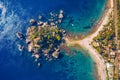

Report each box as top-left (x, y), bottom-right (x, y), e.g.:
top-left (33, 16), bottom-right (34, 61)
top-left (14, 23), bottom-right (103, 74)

top-left (79, 0), bottom-right (114, 80)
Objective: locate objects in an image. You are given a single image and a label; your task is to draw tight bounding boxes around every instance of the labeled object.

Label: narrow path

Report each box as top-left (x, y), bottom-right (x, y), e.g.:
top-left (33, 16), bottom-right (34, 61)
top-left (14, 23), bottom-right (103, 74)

top-left (113, 0), bottom-right (119, 79)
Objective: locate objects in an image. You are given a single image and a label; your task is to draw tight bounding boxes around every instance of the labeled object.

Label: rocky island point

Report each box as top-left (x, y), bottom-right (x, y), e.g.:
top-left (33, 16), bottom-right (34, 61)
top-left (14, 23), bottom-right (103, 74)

top-left (16, 10), bottom-right (66, 66)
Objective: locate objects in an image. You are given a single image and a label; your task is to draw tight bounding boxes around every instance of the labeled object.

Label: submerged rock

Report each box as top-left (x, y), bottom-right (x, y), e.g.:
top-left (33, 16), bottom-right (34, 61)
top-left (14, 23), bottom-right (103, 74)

top-left (52, 49), bottom-right (60, 58)
top-left (60, 10), bottom-right (64, 14)
top-left (28, 42), bottom-right (33, 52)
top-left (29, 19), bottom-right (36, 25)
top-left (37, 21), bottom-right (43, 26)
top-left (39, 15), bottom-right (42, 20)
top-left (59, 13), bottom-right (64, 19)
top-left (32, 54), bottom-right (40, 59)
top-left (37, 63), bottom-right (41, 67)
top-left (26, 38), bottom-right (32, 44)
top-left (59, 10), bottom-right (64, 19)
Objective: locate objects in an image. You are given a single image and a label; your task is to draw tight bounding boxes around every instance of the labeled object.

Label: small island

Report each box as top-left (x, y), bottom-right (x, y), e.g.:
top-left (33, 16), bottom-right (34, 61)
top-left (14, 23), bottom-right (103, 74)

top-left (26, 19), bottom-right (65, 60)
top-left (16, 10), bottom-right (66, 66)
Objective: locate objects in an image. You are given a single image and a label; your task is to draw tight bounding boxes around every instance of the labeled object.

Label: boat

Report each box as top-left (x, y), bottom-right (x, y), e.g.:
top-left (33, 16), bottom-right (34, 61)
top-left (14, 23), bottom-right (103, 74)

top-left (16, 32), bottom-right (25, 40)
top-left (17, 44), bottom-right (24, 51)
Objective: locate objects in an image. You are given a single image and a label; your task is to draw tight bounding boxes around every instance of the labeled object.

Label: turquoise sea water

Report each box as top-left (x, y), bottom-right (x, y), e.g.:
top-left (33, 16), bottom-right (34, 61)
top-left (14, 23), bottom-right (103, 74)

top-left (0, 0), bottom-right (106, 80)
top-left (0, 48), bottom-right (97, 80)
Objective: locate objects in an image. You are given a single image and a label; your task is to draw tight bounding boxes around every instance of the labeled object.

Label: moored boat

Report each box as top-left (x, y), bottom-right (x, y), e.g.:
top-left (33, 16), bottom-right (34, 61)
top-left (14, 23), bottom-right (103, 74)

top-left (16, 32), bottom-right (25, 40)
top-left (17, 44), bottom-right (24, 51)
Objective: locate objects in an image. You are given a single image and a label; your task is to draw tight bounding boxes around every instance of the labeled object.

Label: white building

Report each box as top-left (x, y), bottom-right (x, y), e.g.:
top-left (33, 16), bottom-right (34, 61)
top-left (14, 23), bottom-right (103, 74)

top-left (106, 63), bottom-right (114, 80)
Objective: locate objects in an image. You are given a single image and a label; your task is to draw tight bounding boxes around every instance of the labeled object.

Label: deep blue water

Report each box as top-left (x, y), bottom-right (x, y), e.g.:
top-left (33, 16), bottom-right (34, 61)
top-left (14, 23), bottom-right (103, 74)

top-left (0, 0), bottom-right (106, 80)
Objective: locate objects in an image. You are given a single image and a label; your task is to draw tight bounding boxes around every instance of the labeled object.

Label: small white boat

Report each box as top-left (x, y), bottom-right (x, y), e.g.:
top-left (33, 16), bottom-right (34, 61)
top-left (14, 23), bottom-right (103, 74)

top-left (16, 32), bottom-right (25, 40)
top-left (17, 44), bottom-right (24, 51)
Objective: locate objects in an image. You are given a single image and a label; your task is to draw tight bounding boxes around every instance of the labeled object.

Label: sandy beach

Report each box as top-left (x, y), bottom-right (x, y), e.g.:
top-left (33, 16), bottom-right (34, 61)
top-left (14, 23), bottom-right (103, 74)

top-left (65, 0), bottom-right (114, 80)
top-left (79, 0), bottom-right (113, 80)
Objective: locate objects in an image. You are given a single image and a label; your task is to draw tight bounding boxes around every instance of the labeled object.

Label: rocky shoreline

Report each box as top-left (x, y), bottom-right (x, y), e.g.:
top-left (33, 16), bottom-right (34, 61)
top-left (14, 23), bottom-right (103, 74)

top-left (16, 10), bottom-right (66, 67)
